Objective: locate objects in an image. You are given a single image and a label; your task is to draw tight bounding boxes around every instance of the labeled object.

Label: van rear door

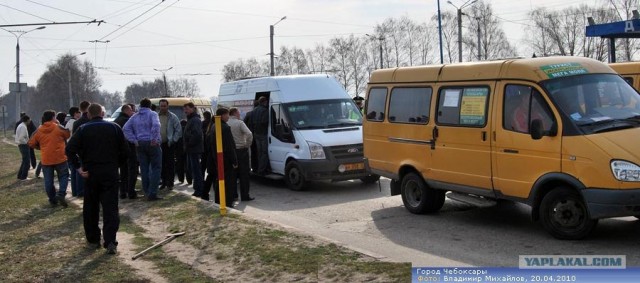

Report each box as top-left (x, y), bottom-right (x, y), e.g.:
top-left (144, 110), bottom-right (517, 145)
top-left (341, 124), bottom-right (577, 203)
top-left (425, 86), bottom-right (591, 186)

top-left (491, 81), bottom-right (561, 199)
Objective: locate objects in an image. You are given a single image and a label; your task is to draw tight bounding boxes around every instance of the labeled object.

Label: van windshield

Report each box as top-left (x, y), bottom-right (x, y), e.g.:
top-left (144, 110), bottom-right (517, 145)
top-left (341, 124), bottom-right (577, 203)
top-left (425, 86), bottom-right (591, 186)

top-left (284, 99), bottom-right (362, 130)
top-left (542, 74), bottom-right (640, 134)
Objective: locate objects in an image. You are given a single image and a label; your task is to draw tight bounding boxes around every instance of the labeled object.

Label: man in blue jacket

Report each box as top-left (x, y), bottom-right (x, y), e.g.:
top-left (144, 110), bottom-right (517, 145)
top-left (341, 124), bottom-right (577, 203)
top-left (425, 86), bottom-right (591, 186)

top-left (158, 99), bottom-right (182, 190)
top-left (123, 98), bottom-right (162, 201)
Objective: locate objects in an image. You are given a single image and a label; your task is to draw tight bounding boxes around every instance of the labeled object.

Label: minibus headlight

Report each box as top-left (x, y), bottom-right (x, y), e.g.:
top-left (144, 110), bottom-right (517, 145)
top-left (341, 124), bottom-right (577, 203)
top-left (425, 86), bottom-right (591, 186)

top-left (307, 141), bottom-right (326, 160)
top-left (611, 160), bottom-right (640, 182)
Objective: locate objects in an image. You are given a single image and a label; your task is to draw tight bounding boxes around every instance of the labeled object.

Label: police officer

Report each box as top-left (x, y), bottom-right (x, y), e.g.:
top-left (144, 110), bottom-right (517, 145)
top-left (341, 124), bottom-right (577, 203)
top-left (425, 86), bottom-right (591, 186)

top-left (66, 103), bottom-right (128, 255)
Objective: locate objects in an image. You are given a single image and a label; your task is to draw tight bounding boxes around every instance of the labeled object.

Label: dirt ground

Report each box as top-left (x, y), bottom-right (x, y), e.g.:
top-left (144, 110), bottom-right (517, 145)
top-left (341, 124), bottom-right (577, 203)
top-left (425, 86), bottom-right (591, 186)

top-left (0, 139), bottom-right (410, 282)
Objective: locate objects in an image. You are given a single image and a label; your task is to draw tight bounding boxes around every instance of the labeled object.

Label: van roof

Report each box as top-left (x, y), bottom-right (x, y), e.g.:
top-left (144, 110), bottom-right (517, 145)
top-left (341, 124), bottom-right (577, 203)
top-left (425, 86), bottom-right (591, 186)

top-left (609, 62), bottom-right (640, 75)
top-left (219, 74), bottom-right (349, 102)
top-left (149, 97), bottom-right (210, 106)
top-left (369, 56), bottom-right (616, 84)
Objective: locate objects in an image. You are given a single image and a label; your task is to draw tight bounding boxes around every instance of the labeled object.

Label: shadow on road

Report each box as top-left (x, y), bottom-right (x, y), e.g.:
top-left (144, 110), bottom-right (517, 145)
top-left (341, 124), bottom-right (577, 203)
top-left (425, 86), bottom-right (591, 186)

top-left (243, 175), bottom-right (392, 211)
top-left (371, 200), bottom-right (640, 267)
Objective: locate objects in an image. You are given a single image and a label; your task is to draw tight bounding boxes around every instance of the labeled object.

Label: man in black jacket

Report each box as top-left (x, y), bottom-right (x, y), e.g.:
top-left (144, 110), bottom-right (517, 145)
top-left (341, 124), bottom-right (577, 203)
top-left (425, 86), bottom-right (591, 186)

top-left (243, 99), bottom-right (259, 173)
top-left (251, 96), bottom-right (270, 175)
top-left (66, 103), bottom-right (128, 255)
top-left (203, 108), bottom-right (238, 205)
top-left (183, 103), bottom-right (204, 197)
top-left (114, 104), bottom-right (138, 199)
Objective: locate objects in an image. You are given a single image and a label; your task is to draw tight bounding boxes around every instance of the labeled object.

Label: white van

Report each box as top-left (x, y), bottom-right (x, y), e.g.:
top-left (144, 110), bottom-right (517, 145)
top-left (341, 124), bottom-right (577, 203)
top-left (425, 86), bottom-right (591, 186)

top-left (218, 74), bottom-right (379, 190)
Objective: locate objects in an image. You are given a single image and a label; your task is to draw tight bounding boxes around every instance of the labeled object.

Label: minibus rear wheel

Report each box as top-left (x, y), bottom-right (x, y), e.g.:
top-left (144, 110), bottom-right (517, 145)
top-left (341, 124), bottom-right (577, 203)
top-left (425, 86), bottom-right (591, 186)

top-left (285, 161), bottom-right (306, 191)
top-left (539, 187), bottom-right (598, 240)
top-left (401, 172), bottom-right (445, 214)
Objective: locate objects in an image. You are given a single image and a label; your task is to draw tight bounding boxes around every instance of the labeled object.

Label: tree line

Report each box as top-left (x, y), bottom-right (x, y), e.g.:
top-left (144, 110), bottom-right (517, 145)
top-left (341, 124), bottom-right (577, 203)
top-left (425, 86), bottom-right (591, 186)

top-left (1, 55), bottom-right (201, 121)
top-left (222, 0), bottom-right (639, 97)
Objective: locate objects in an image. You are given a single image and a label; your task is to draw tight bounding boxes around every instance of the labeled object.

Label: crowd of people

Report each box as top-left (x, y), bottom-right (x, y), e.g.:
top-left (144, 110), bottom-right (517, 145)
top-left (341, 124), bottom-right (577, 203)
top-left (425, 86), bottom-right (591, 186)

top-left (14, 96), bottom-right (269, 255)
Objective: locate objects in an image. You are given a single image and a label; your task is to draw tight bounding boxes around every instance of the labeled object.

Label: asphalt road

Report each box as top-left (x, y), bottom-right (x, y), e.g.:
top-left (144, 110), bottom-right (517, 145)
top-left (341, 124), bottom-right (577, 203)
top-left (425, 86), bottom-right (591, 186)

top-left (174, 176), bottom-right (640, 267)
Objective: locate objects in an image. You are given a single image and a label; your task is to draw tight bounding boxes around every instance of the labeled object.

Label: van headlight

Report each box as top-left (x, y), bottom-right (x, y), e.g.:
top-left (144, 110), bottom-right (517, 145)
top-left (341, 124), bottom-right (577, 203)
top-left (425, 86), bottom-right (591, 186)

top-left (611, 160), bottom-right (640, 182)
top-left (307, 141), bottom-right (326, 159)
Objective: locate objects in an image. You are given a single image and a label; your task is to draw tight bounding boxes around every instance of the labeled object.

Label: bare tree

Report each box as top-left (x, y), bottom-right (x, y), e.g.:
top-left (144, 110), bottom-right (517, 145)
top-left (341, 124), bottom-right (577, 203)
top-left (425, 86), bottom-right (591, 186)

top-left (169, 78), bottom-right (201, 97)
top-left (329, 37), bottom-right (353, 91)
top-left (466, 1), bottom-right (517, 60)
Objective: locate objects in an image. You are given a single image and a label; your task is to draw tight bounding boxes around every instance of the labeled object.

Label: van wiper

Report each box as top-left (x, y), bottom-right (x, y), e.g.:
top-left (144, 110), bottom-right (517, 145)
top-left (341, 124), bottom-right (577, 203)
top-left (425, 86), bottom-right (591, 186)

top-left (297, 125), bottom-right (325, 130)
top-left (327, 122), bottom-right (360, 128)
top-left (580, 119), bottom-right (637, 133)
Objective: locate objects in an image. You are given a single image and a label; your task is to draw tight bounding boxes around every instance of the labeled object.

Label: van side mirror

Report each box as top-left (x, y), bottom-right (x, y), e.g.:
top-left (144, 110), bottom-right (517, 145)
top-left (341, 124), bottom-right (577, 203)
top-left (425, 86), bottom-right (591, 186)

top-left (530, 119), bottom-right (545, 140)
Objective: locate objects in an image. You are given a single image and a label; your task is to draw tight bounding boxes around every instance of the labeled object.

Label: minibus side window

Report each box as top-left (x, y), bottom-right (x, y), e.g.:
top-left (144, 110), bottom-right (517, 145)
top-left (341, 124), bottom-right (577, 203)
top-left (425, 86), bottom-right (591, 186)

top-left (388, 87), bottom-right (432, 124)
top-left (503, 84), bottom-right (555, 134)
top-left (436, 86), bottom-right (489, 127)
top-left (366, 88), bottom-right (387, 122)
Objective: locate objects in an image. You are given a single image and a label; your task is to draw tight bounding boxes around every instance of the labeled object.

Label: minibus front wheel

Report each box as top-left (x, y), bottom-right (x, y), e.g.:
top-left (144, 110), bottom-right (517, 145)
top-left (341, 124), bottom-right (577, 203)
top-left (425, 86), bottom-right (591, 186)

top-left (285, 161), bottom-right (306, 191)
top-left (401, 172), bottom-right (445, 214)
top-left (539, 187), bottom-right (598, 240)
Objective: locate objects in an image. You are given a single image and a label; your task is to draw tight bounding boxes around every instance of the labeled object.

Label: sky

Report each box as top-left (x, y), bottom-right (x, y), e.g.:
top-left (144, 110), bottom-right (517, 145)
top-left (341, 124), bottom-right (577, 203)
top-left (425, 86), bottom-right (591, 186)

top-left (0, 0), bottom-right (604, 100)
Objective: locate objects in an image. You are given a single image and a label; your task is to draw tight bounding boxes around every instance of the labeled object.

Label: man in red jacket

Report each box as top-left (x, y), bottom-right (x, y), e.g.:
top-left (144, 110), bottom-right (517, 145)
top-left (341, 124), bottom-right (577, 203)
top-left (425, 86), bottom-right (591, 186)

top-left (29, 110), bottom-right (71, 207)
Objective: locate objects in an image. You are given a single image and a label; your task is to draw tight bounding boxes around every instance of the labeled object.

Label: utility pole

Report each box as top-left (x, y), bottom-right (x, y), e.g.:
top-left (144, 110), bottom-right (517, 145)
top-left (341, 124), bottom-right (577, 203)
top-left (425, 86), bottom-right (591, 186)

top-left (366, 34), bottom-right (385, 69)
top-left (3, 26), bottom-right (46, 121)
top-left (68, 52), bottom-right (86, 108)
top-left (477, 17), bottom-right (482, 60)
top-left (270, 16), bottom-right (287, 76)
top-left (448, 0), bottom-right (478, 63)
top-left (437, 0), bottom-right (444, 64)
top-left (154, 67), bottom-right (173, 96)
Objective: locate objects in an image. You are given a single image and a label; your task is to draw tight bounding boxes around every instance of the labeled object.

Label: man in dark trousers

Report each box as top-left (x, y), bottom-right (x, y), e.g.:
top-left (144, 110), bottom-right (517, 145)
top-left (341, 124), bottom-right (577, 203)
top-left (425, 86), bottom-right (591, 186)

top-left (203, 108), bottom-right (237, 205)
top-left (123, 98), bottom-right (162, 201)
top-left (71, 100), bottom-right (91, 197)
top-left (66, 103), bottom-right (128, 255)
top-left (251, 96), bottom-right (270, 175)
top-left (158, 99), bottom-right (182, 190)
top-left (114, 104), bottom-right (138, 199)
top-left (183, 102), bottom-right (204, 197)
top-left (243, 100), bottom-right (259, 173)
top-left (15, 112), bottom-right (38, 170)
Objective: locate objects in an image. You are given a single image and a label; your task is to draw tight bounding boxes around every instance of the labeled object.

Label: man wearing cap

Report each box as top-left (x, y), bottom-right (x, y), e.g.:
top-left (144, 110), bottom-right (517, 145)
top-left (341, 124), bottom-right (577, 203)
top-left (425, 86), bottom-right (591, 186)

top-left (350, 96), bottom-right (365, 120)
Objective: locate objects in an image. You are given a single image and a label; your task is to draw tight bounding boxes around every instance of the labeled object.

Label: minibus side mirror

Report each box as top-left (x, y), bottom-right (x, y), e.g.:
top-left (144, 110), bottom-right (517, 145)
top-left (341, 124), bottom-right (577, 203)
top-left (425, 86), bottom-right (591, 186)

top-left (276, 124), bottom-right (294, 142)
top-left (530, 119), bottom-right (545, 140)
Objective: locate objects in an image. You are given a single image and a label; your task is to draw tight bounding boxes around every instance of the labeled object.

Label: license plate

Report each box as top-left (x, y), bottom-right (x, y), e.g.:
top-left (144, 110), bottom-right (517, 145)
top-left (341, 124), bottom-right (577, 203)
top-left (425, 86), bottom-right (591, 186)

top-left (343, 162), bottom-right (364, 171)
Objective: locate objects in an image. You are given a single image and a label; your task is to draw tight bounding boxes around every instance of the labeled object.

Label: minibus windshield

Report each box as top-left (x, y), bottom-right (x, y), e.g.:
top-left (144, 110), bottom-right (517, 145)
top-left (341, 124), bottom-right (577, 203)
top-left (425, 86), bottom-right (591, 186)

top-left (285, 99), bottom-right (362, 130)
top-left (542, 74), bottom-right (640, 134)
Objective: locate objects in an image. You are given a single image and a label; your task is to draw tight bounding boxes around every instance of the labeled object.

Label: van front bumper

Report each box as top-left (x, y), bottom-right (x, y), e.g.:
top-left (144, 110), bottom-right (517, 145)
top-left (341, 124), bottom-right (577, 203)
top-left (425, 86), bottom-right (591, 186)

top-left (581, 188), bottom-right (640, 219)
top-left (297, 158), bottom-right (369, 181)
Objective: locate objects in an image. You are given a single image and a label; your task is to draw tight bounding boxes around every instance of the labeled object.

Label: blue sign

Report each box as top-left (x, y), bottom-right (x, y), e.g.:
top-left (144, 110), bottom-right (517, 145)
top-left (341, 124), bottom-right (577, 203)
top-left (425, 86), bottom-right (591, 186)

top-left (412, 267), bottom-right (640, 283)
top-left (586, 19), bottom-right (640, 38)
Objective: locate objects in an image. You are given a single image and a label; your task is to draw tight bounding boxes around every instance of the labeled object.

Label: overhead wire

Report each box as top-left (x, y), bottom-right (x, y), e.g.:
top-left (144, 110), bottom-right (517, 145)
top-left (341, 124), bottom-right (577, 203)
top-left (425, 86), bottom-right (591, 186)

top-left (98, 0), bottom-right (165, 41)
top-left (23, 0), bottom-right (96, 20)
top-left (109, 0), bottom-right (180, 41)
top-left (99, 0), bottom-right (152, 19)
top-left (0, 3), bottom-right (54, 22)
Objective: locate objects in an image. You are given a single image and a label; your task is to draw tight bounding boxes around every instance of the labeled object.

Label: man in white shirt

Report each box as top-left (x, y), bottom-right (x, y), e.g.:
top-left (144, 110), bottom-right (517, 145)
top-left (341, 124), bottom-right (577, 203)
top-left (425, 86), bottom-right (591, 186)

top-left (228, 107), bottom-right (254, 201)
top-left (65, 107), bottom-right (80, 134)
top-left (15, 115), bottom-right (31, 180)
top-left (65, 106), bottom-right (81, 196)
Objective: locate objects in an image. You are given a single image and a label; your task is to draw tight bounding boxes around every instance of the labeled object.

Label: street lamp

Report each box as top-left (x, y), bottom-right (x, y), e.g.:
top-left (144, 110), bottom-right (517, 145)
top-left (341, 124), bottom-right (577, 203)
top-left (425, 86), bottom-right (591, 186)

top-left (270, 16), bottom-right (286, 76)
top-left (365, 34), bottom-right (385, 69)
top-left (154, 67), bottom-right (173, 96)
top-left (2, 26), bottom-right (46, 121)
top-left (447, 0), bottom-right (478, 62)
top-left (68, 52), bottom-right (86, 108)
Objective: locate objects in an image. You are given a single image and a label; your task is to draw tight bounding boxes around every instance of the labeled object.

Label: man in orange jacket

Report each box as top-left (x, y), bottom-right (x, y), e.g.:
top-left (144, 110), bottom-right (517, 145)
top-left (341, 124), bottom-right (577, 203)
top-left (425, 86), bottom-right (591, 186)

top-left (29, 110), bottom-right (71, 207)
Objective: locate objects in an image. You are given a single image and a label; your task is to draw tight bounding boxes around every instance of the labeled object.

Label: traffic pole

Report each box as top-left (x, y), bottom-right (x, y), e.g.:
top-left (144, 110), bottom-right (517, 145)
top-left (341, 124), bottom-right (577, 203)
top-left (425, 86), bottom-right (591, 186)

top-left (214, 115), bottom-right (227, 215)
